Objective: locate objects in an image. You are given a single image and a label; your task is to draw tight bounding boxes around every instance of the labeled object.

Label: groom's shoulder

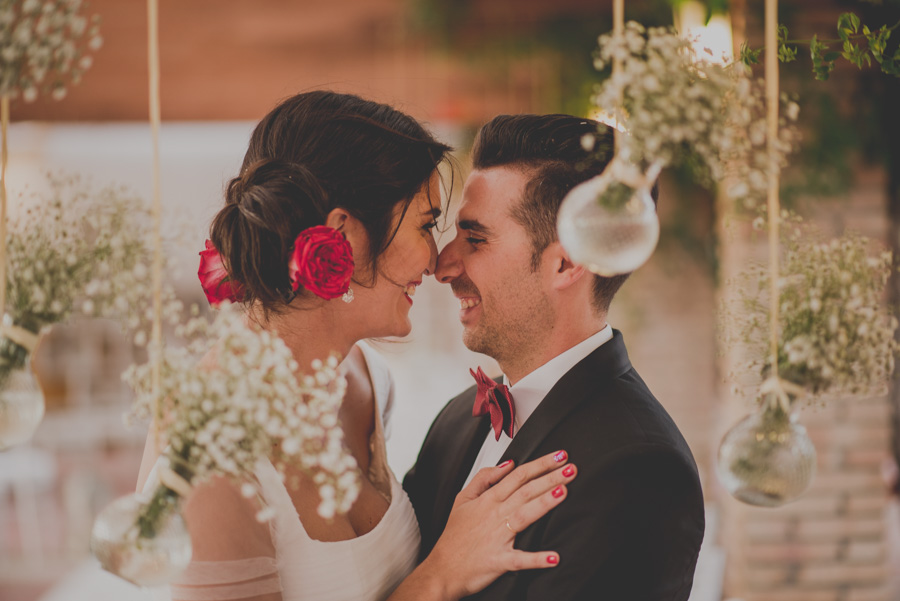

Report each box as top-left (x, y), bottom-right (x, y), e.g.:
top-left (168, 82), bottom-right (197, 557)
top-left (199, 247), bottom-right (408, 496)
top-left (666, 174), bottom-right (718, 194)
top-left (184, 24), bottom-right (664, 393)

top-left (433, 383), bottom-right (479, 425)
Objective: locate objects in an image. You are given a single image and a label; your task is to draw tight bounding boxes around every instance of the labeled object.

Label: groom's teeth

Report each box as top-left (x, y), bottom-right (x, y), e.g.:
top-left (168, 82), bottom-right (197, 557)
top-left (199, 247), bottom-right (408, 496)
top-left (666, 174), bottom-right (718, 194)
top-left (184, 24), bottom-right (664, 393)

top-left (459, 298), bottom-right (481, 309)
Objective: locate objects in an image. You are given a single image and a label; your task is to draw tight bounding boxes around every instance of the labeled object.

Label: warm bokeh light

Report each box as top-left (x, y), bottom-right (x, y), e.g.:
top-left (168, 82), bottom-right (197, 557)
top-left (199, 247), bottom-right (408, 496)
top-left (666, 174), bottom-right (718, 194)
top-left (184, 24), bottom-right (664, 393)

top-left (675, 1), bottom-right (734, 65)
top-left (587, 108), bottom-right (627, 133)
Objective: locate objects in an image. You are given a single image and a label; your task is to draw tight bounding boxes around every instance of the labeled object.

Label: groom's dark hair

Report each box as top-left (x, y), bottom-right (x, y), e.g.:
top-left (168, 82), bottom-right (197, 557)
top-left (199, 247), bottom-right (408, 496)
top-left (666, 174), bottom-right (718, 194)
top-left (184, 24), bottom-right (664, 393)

top-left (471, 114), bottom-right (656, 313)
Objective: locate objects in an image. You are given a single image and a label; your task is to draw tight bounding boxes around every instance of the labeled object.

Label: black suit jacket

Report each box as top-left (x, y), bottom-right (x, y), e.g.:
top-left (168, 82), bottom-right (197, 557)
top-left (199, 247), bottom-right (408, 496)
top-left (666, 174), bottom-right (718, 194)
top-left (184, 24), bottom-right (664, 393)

top-left (403, 331), bottom-right (705, 601)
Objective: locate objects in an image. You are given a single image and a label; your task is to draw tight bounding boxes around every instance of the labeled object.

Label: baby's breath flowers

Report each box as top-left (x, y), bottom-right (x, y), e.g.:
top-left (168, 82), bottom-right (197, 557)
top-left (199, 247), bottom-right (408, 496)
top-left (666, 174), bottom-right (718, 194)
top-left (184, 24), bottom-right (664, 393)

top-left (1, 175), bottom-right (162, 385)
top-left (5, 175), bottom-right (158, 327)
top-left (124, 305), bottom-right (360, 539)
top-left (727, 228), bottom-right (897, 398)
top-left (589, 22), bottom-right (800, 207)
top-left (0, 0), bottom-right (102, 101)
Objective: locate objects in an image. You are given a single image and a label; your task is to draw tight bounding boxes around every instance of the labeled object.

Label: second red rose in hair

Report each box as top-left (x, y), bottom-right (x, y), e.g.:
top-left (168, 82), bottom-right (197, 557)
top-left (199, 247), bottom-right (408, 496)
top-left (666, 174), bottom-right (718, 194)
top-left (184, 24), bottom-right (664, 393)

top-left (288, 226), bottom-right (354, 300)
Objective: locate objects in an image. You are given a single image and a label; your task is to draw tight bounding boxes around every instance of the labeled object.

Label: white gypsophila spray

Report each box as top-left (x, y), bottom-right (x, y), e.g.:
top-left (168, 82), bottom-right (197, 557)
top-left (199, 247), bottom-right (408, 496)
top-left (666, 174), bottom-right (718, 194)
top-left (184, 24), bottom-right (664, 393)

top-left (0, 0), bottom-right (102, 101)
top-left (590, 22), bottom-right (800, 208)
top-left (4, 174), bottom-right (178, 336)
top-left (123, 304), bottom-right (360, 537)
top-left (724, 226), bottom-right (897, 399)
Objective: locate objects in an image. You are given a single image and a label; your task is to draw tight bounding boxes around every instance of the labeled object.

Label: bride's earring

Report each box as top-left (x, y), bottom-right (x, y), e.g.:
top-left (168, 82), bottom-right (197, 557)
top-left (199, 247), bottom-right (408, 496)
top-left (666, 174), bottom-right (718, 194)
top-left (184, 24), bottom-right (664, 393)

top-left (342, 288), bottom-right (354, 303)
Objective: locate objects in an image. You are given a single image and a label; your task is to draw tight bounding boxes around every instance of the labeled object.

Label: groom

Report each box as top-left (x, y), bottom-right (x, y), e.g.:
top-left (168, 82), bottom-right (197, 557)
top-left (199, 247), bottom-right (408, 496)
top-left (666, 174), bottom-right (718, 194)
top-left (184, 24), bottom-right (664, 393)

top-left (404, 114), bottom-right (705, 600)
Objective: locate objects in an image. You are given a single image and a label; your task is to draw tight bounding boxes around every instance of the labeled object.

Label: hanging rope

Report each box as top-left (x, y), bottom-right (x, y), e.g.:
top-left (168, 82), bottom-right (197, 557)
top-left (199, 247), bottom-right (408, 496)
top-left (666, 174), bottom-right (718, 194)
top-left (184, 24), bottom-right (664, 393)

top-left (765, 0), bottom-right (781, 391)
top-left (147, 0), bottom-right (164, 446)
top-left (612, 0), bottom-right (624, 150)
top-left (0, 96), bottom-right (8, 322)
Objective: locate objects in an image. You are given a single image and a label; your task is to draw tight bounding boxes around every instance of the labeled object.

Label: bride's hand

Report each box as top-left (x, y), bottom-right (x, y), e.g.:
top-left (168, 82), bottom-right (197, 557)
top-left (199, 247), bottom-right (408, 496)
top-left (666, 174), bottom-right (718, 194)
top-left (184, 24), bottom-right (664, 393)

top-left (424, 450), bottom-right (577, 599)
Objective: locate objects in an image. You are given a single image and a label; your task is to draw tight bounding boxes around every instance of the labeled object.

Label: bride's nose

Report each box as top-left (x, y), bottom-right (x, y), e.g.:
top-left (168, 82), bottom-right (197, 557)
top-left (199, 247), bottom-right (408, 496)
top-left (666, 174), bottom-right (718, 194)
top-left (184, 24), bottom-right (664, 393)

top-left (424, 234), bottom-right (438, 276)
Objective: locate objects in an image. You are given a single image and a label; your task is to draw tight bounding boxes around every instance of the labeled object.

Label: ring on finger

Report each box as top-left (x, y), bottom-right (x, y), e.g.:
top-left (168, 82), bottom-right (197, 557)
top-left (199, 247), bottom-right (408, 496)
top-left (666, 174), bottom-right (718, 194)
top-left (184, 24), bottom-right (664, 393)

top-left (505, 517), bottom-right (517, 535)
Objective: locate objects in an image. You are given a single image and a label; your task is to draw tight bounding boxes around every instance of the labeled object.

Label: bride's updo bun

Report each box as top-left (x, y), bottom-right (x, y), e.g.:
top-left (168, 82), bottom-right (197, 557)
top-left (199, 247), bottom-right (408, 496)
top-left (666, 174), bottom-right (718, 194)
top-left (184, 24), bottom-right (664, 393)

top-left (209, 90), bottom-right (451, 313)
top-left (211, 158), bottom-right (328, 308)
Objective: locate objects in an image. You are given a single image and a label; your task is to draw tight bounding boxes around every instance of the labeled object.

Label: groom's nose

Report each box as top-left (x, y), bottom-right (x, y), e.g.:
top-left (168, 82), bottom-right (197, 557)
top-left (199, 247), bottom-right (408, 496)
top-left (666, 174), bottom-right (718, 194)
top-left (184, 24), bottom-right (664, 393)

top-left (435, 237), bottom-right (463, 283)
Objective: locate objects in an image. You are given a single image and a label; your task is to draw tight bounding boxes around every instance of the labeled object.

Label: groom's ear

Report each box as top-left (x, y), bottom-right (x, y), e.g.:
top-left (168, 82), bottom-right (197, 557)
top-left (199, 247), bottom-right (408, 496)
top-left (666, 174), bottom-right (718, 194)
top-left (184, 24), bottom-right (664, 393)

top-left (544, 241), bottom-right (587, 291)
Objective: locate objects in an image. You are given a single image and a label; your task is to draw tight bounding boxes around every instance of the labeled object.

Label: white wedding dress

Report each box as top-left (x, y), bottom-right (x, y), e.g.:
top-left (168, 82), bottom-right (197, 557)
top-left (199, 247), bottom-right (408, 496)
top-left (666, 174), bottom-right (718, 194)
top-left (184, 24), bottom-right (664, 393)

top-left (144, 342), bottom-right (421, 601)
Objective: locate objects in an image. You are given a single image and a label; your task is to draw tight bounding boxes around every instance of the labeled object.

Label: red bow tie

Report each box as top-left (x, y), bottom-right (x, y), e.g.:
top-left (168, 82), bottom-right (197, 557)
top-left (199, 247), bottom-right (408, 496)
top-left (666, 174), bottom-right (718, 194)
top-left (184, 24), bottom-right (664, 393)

top-left (470, 367), bottom-right (516, 441)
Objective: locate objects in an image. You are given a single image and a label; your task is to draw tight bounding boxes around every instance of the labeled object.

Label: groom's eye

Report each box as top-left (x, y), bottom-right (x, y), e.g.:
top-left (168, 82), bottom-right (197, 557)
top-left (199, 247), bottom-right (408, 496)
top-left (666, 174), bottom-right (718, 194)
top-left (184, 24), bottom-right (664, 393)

top-left (465, 237), bottom-right (486, 246)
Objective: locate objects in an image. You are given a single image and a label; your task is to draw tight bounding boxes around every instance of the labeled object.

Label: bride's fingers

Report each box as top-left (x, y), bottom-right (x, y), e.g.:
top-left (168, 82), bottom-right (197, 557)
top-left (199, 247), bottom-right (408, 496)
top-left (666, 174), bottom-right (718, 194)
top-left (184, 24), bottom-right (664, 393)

top-left (506, 463), bottom-right (577, 508)
top-left (503, 550), bottom-right (561, 572)
top-left (505, 476), bottom-right (571, 534)
top-left (457, 459), bottom-right (516, 502)
top-left (489, 450), bottom-right (569, 502)
top-left (505, 476), bottom-right (569, 534)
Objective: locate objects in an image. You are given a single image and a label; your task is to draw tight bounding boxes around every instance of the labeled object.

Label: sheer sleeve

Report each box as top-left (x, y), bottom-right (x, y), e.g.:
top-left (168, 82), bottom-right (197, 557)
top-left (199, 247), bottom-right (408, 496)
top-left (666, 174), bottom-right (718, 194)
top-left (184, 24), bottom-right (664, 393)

top-left (167, 473), bottom-right (283, 601)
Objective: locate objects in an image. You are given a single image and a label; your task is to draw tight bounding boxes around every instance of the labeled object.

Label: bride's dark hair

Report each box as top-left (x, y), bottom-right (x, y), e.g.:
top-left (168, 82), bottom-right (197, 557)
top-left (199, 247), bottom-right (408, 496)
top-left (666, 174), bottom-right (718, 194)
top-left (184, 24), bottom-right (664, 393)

top-left (210, 90), bottom-right (452, 313)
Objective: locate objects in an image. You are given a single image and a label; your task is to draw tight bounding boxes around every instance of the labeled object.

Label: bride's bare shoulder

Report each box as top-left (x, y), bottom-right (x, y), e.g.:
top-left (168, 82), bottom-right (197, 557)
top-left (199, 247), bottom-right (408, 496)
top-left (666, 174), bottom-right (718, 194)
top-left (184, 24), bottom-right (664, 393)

top-left (343, 344), bottom-right (375, 406)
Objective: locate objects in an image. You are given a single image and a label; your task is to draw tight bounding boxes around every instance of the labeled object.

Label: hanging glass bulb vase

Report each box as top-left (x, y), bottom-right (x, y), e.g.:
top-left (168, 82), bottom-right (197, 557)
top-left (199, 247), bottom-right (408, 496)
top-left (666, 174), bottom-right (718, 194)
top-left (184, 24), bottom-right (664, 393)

top-left (717, 384), bottom-right (817, 507)
top-left (91, 456), bottom-right (193, 586)
top-left (0, 315), bottom-right (45, 450)
top-left (557, 158), bottom-right (660, 277)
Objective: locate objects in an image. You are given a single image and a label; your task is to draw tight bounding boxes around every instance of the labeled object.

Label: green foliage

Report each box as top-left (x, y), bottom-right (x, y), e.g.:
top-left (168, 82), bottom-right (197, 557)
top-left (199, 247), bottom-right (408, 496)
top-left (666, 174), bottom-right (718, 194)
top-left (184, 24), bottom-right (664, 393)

top-left (408, 0), bottom-right (672, 115)
top-left (740, 12), bottom-right (900, 80)
top-left (810, 35), bottom-right (838, 80)
top-left (778, 24), bottom-right (798, 63)
top-left (780, 93), bottom-right (858, 205)
top-left (837, 12), bottom-right (861, 42)
top-left (740, 41), bottom-right (762, 65)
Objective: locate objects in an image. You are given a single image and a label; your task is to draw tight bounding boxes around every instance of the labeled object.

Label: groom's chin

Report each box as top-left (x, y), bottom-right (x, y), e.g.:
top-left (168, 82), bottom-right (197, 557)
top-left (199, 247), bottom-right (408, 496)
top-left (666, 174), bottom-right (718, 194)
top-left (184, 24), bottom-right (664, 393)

top-left (461, 329), bottom-right (491, 357)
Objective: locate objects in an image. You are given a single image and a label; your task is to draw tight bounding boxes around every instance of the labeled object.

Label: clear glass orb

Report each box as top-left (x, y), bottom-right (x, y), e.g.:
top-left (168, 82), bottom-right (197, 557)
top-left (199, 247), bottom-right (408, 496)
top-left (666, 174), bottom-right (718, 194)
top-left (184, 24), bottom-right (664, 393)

top-left (90, 492), bottom-right (192, 587)
top-left (0, 367), bottom-right (45, 451)
top-left (717, 404), bottom-right (817, 507)
top-left (557, 164), bottom-right (660, 277)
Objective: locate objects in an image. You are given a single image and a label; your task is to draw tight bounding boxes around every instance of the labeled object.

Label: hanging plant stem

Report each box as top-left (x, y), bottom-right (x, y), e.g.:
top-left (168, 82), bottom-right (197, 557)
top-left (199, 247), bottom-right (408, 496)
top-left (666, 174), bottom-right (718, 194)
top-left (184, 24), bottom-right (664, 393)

top-left (739, 15), bottom-right (900, 79)
top-left (1, 95), bottom-right (8, 320)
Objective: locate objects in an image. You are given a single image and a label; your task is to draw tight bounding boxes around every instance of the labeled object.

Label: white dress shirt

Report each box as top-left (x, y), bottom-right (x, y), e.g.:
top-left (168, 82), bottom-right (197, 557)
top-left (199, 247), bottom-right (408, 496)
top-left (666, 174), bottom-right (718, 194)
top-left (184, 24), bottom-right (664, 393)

top-left (462, 324), bottom-right (614, 488)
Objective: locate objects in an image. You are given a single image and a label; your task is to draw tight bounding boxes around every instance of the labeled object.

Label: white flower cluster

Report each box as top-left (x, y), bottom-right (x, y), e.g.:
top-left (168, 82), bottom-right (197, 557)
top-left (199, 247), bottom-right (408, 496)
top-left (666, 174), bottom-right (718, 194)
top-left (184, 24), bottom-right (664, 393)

top-left (731, 229), bottom-right (897, 396)
top-left (5, 174), bottom-right (168, 335)
top-left (0, 0), bottom-right (101, 101)
top-left (591, 22), bottom-right (799, 207)
top-left (125, 306), bottom-right (360, 520)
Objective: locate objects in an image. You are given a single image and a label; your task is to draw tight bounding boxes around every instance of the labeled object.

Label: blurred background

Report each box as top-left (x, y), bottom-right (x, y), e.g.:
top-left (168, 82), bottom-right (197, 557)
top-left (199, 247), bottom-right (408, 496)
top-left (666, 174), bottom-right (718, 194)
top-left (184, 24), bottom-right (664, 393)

top-left (2, 0), bottom-right (900, 600)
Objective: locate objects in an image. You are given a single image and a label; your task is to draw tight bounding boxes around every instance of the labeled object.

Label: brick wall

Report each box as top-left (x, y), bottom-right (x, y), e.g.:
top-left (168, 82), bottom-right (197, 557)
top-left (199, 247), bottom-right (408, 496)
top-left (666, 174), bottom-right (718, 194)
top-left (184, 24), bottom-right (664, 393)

top-left (719, 395), bottom-right (893, 601)
top-left (717, 168), bottom-right (896, 601)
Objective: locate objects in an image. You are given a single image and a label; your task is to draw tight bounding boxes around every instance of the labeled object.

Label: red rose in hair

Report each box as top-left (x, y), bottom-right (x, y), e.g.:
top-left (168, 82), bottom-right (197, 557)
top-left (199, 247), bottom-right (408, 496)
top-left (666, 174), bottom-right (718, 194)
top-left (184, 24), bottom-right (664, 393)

top-left (288, 226), bottom-right (354, 300)
top-left (198, 240), bottom-right (244, 306)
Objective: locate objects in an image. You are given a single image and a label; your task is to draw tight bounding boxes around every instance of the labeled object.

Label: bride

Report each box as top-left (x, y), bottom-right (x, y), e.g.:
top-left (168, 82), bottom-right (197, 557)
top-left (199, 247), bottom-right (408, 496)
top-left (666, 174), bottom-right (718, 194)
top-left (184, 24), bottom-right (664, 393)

top-left (136, 91), bottom-right (577, 601)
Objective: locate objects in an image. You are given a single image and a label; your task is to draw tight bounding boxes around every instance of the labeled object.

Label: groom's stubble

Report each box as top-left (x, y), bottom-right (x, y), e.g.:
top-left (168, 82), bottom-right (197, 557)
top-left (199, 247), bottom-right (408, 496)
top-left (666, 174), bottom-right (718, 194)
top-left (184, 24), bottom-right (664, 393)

top-left (451, 265), bottom-right (555, 370)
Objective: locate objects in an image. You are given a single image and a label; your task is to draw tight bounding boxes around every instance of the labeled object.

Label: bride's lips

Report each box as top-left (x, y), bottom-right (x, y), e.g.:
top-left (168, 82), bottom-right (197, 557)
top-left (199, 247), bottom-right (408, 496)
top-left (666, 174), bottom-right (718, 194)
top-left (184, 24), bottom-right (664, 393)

top-left (403, 281), bottom-right (421, 305)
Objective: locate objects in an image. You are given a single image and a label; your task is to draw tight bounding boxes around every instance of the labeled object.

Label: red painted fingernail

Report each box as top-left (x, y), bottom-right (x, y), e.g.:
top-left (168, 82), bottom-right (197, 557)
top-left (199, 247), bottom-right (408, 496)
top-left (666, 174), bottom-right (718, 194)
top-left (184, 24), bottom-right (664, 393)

top-left (554, 450), bottom-right (567, 462)
top-left (499, 459), bottom-right (513, 468)
top-left (547, 555), bottom-right (558, 565)
top-left (552, 486), bottom-right (565, 498)
top-left (562, 465), bottom-right (575, 477)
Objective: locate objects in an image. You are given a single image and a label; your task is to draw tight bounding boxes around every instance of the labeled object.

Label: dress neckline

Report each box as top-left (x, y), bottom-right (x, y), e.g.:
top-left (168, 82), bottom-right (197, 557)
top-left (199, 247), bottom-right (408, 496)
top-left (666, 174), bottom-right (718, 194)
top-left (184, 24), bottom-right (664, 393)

top-left (258, 341), bottom-right (396, 545)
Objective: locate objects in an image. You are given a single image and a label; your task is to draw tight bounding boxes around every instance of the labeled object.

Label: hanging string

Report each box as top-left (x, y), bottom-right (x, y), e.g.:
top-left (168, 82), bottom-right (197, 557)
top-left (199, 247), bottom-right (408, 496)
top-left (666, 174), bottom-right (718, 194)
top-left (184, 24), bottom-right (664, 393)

top-left (764, 0), bottom-right (791, 410)
top-left (0, 96), bottom-right (8, 322)
top-left (147, 0), bottom-right (164, 447)
top-left (612, 0), bottom-right (624, 150)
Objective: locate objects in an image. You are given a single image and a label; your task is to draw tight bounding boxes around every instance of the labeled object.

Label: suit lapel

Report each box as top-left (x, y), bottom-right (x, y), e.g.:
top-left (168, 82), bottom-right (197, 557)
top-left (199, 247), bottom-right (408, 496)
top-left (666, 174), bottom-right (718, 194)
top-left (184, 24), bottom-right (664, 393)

top-left (432, 388), bottom-right (492, 528)
top-left (499, 330), bottom-right (632, 465)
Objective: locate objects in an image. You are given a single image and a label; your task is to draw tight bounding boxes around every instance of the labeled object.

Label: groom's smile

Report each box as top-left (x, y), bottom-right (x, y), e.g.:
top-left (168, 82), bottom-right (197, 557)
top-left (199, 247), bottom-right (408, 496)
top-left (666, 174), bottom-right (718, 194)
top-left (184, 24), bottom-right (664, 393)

top-left (436, 167), bottom-right (553, 364)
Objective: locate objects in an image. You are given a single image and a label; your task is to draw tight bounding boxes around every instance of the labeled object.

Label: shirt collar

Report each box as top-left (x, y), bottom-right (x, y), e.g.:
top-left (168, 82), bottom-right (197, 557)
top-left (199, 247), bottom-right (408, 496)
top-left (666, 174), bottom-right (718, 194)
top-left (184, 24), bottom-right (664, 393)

top-left (503, 324), bottom-right (613, 430)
